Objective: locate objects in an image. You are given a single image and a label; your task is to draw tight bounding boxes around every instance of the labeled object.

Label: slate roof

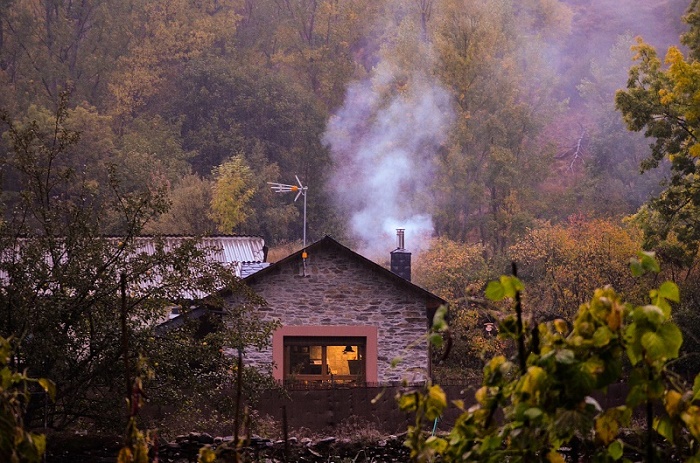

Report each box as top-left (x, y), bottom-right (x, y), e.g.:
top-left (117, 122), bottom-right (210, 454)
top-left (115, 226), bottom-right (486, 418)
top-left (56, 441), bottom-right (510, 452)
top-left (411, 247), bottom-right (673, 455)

top-left (244, 235), bottom-right (445, 308)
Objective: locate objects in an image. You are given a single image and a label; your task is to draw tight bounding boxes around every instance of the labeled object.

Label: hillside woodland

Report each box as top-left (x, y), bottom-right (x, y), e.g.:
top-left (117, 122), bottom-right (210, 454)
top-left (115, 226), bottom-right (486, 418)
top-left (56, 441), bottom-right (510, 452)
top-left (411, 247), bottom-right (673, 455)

top-left (3, 0), bottom-right (700, 453)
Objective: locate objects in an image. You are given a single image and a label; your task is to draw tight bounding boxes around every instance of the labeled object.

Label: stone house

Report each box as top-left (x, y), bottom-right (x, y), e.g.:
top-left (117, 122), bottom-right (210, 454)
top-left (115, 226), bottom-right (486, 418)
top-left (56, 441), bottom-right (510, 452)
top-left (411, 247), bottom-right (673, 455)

top-left (239, 234), bottom-right (445, 385)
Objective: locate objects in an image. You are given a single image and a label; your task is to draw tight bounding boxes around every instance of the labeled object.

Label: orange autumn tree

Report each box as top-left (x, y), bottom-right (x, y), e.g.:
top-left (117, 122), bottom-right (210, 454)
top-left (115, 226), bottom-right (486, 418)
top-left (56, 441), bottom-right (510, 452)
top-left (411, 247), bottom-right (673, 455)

top-left (413, 237), bottom-right (506, 380)
top-left (510, 216), bottom-right (645, 321)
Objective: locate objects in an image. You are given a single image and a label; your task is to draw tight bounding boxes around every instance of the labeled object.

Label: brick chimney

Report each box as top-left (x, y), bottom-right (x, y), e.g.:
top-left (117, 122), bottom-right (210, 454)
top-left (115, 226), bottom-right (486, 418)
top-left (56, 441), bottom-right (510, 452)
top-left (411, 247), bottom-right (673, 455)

top-left (390, 229), bottom-right (411, 281)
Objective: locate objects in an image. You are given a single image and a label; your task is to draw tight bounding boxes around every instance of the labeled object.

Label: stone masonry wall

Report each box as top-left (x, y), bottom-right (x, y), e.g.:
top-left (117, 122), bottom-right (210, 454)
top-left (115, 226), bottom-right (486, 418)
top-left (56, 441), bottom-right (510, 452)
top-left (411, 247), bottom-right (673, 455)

top-left (237, 244), bottom-right (430, 383)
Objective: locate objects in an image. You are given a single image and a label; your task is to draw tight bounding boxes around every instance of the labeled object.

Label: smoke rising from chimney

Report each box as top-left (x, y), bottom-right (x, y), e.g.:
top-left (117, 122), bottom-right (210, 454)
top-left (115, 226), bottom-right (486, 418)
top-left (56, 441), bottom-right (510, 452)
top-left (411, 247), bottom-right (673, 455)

top-left (322, 0), bottom-right (684, 259)
top-left (323, 43), bottom-right (454, 258)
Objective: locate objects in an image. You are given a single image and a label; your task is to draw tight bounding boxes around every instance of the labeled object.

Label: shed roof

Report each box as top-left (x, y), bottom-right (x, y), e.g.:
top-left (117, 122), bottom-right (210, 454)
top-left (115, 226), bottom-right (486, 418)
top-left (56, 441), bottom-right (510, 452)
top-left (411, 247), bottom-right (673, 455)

top-left (0, 235), bottom-right (268, 288)
top-left (130, 235), bottom-right (267, 264)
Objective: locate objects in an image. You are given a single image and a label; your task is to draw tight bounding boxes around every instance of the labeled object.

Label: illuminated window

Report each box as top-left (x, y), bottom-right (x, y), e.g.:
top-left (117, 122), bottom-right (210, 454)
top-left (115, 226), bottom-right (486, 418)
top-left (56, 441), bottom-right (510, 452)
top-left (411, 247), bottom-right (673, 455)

top-left (284, 336), bottom-right (366, 384)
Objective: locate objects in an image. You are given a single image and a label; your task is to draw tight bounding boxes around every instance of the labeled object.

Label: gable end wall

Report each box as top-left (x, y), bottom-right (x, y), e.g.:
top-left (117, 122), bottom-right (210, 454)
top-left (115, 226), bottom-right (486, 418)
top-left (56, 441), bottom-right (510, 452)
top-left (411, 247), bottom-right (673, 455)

top-left (240, 246), bottom-right (430, 383)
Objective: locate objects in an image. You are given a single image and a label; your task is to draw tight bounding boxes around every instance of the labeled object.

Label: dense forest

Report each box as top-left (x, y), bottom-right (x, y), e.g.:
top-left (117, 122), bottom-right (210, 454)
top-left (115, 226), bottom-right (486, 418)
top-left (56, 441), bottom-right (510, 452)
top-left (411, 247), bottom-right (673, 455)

top-left (4, 0), bottom-right (700, 450)
top-left (0, 0), bottom-right (687, 247)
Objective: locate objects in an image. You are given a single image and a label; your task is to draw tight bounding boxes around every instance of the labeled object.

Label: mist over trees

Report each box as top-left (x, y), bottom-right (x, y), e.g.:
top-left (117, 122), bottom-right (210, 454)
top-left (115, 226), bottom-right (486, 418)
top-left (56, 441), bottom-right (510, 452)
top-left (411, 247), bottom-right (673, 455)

top-left (0, 0), bottom-right (687, 247)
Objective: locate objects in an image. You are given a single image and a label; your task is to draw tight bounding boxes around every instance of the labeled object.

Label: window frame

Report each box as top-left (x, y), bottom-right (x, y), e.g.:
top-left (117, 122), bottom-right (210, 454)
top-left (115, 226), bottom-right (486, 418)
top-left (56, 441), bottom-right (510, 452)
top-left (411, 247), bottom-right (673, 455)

top-left (272, 326), bottom-right (378, 383)
top-left (283, 336), bottom-right (366, 383)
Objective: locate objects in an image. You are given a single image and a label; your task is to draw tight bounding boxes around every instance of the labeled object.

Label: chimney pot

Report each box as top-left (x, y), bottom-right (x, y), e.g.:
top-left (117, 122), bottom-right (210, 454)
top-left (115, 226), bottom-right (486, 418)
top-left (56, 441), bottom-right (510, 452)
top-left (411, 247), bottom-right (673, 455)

top-left (397, 228), bottom-right (405, 250)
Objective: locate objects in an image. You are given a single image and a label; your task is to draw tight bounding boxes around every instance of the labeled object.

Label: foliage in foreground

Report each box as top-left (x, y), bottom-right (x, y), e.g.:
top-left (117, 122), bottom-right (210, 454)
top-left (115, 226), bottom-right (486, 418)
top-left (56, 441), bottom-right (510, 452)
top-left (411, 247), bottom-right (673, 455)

top-left (0, 336), bottom-right (54, 463)
top-left (402, 253), bottom-right (700, 462)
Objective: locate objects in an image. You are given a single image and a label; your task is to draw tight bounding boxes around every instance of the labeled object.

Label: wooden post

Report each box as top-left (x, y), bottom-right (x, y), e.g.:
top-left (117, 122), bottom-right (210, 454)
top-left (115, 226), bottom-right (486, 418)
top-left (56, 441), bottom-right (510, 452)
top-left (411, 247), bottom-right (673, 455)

top-left (234, 348), bottom-right (243, 447)
top-left (120, 272), bottom-right (130, 401)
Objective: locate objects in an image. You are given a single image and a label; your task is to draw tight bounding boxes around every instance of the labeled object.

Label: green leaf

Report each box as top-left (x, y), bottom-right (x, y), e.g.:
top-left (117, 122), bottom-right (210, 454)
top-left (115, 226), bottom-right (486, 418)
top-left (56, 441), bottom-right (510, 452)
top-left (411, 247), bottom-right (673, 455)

top-left (608, 440), bottom-right (624, 460)
top-left (485, 276), bottom-right (524, 300)
top-left (524, 407), bottom-right (543, 420)
top-left (654, 415), bottom-right (675, 444)
top-left (428, 333), bottom-right (444, 349)
top-left (593, 326), bottom-right (613, 347)
top-left (481, 434), bottom-right (502, 452)
top-left (639, 251), bottom-right (660, 273)
top-left (38, 378), bottom-right (56, 401)
top-left (629, 259), bottom-right (644, 277)
top-left (555, 349), bottom-right (576, 365)
top-left (500, 275), bottom-right (524, 298)
top-left (693, 374), bottom-right (700, 401)
top-left (432, 305), bottom-right (448, 331)
top-left (641, 323), bottom-right (682, 362)
top-left (626, 384), bottom-right (647, 408)
top-left (658, 281), bottom-right (680, 302)
top-left (581, 357), bottom-right (605, 377)
top-left (657, 323), bottom-right (683, 358)
top-left (639, 304), bottom-right (666, 326)
top-left (625, 324), bottom-right (643, 365)
top-left (485, 280), bottom-right (505, 301)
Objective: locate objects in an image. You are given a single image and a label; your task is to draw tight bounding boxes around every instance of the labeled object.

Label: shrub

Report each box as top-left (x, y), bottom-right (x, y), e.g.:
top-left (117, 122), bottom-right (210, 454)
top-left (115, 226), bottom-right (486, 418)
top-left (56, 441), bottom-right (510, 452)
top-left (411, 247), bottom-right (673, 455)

top-left (0, 336), bottom-right (55, 463)
top-left (400, 253), bottom-right (700, 462)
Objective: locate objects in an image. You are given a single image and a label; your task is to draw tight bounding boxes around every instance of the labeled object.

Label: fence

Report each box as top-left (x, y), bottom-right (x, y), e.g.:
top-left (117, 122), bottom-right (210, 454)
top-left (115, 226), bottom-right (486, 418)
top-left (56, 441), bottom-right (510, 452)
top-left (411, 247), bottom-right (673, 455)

top-left (255, 381), bottom-right (632, 435)
top-left (255, 383), bottom-right (476, 434)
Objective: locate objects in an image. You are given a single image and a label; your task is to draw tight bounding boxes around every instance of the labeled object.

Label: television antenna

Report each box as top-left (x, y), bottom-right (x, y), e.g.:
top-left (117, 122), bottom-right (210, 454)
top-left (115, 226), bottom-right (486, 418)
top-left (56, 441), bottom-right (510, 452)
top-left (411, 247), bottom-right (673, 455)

top-left (268, 175), bottom-right (308, 247)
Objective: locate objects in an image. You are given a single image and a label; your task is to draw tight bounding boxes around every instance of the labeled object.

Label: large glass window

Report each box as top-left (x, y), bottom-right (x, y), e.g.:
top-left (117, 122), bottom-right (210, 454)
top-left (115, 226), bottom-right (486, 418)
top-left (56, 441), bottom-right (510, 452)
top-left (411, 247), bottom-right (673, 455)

top-left (284, 336), bottom-right (366, 384)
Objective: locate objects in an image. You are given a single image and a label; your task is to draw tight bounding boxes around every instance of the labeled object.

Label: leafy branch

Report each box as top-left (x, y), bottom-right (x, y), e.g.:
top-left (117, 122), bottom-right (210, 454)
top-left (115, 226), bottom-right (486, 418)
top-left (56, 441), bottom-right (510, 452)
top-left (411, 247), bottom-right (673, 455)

top-left (400, 252), bottom-right (700, 462)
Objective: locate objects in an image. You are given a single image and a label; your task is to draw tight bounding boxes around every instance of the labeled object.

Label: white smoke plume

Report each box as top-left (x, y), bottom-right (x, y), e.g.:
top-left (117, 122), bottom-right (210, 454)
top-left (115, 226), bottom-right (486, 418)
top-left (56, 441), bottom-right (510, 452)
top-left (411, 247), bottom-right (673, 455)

top-left (323, 50), bottom-right (454, 259)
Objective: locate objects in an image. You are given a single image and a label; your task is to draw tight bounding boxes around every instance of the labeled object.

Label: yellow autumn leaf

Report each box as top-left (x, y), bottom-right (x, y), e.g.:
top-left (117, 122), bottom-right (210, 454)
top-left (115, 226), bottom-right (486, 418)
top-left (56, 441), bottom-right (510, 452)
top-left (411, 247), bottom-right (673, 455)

top-left (681, 405), bottom-right (700, 440)
top-left (520, 366), bottom-right (546, 403)
top-left (595, 411), bottom-right (620, 445)
top-left (665, 390), bottom-right (683, 417)
top-left (198, 446), bottom-right (217, 463)
top-left (547, 450), bottom-right (566, 463)
top-left (475, 386), bottom-right (489, 405)
top-left (117, 447), bottom-right (133, 463)
top-left (554, 319), bottom-right (568, 334)
top-left (428, 384), bottom-right (447, 408)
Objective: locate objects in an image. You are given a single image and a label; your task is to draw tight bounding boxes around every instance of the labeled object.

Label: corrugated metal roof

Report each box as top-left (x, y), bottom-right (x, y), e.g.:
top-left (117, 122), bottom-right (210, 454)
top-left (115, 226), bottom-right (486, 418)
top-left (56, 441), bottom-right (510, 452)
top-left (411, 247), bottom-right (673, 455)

top-left (0, 235), bottom-right (268, 287)
top-left (130, 235), bottom-right (267, 264)
top-left (240, 262), bottom-right (270, 278)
